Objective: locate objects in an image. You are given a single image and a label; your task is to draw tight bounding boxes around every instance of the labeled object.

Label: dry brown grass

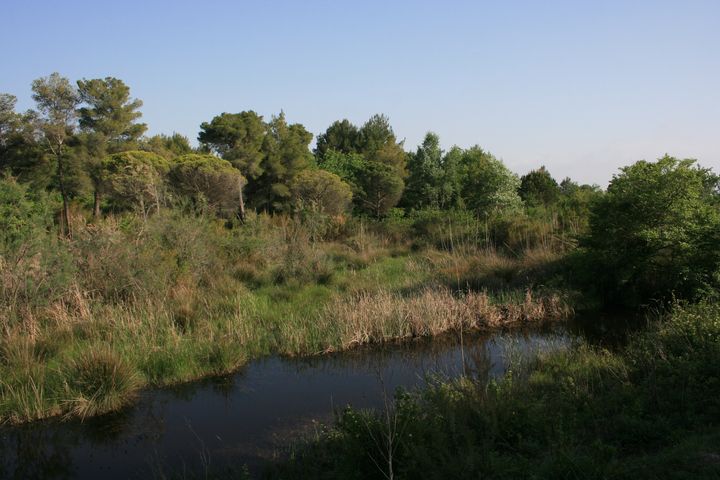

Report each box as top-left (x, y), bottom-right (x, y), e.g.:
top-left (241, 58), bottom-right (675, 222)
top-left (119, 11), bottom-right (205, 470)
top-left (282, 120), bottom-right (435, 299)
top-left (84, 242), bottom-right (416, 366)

top-left (325, 288), bottom-right (573, 350)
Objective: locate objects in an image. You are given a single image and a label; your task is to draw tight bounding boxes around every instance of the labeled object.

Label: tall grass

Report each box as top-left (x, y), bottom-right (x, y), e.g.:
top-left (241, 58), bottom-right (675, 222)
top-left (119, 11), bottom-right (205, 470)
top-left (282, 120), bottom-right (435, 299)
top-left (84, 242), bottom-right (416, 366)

top-left (0, 208), bottom-right (573, 425)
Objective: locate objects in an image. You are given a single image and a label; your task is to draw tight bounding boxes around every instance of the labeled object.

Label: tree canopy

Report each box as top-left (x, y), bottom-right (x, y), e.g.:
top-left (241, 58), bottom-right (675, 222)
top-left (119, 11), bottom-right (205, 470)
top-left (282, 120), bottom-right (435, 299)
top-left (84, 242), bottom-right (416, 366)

top-left (291, 169), bottom-right (352, 215)
top-left (459, 147), bottom-right (523, 215)
top-left (101, 150), bottom-right (169, 215)
top-left (169, 154), bottom-right (246, 217)
top-left (77, 77), bottom-right (147, 153)
top-left (583, 155), bottom-right (720, 305)
top-left (198, 111), bottom-right (266, 179)
top-left (519, 166), bottom-right (560, 208)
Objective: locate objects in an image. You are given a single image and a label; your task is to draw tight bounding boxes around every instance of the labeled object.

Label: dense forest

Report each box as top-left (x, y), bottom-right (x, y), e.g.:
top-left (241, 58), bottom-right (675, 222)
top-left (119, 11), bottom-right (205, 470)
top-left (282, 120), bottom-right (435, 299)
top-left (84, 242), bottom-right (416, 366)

top-left (1, 73), bottom-right (719, 478)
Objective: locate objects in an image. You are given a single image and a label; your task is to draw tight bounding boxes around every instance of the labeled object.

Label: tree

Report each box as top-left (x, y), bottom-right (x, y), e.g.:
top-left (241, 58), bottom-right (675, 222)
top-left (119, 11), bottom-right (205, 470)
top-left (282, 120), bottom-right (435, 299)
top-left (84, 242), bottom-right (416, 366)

top-left (556, 177), bottom-right (603, 233)
top-left (0, 94), bottom-right (20, 147)
top-left (459, 146), bottom-right (522, 215)
top-left (290, 169), bottom-right (352, 215)
top-left (76, 77), bottom-right (147, 217)
top-left (582, 155), bottom-right (720, 305)
top-left (77, 77), bottom-right (146, 151)
top-left (318, 149), bottom-right (366, 185)
top-left (101, 151), bottom-right (169, 217)
top-left (253, 112), bottom-right (313, 211)
top-left (519, 166), bottom-right (560, 208)
top-left (438, 146), bottom-right (465, 209)
top-left (317, 114), bottom-right (407, 216)
top-left (314, 119), bottom-right (360, 161)
top-left (355, 161), bottom-right (405, 218)
top-left (0, 95), bottom-right (45, 184)
top-left (358, 114), bottom-right (396, 155)
top-left (168, 154), bottom-right (246, 217)
top-left (31, 73), bottom-right (80, 237)
top-left (402, 132), bottom-right (444, 209)
top-left (198, 111), bottom-right (266, 180)
top-left (140, 133), bottom-right (193, 160)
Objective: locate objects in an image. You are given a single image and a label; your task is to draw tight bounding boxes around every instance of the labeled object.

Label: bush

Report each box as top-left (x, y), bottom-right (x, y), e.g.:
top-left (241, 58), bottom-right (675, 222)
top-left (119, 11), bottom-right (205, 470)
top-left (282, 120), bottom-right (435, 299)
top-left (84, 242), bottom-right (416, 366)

top-left (582, 156), bottom-right (720, 306)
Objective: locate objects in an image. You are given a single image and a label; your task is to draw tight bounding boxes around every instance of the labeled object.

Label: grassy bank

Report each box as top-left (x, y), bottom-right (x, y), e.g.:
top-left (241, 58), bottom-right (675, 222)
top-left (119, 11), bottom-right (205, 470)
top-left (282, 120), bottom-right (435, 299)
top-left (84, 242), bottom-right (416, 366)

top-left (269, 301), bottom-right (720, 479)
top-left (0, 210), bottom-right (573, 425)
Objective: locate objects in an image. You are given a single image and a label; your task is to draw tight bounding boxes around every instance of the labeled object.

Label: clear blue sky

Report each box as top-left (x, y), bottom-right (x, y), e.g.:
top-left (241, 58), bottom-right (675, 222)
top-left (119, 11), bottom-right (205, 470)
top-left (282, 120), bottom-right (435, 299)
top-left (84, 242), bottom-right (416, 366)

top-left (2, 0), bottom-right (719, 185)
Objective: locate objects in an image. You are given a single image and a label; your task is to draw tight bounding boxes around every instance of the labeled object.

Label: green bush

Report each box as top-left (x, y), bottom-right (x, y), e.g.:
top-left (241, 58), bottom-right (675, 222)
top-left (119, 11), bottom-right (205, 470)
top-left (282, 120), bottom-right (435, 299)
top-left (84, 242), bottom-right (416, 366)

top-left (62, 346), bottom-right (140, 418)
top-left (582, 156), bottom-right (720, 306)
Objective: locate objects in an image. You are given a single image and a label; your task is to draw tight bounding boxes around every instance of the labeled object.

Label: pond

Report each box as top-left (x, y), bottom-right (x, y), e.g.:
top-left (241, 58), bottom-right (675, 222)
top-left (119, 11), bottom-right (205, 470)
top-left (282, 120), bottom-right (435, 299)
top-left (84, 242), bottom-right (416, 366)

top-left (0, 312), bottom-right (637, 479)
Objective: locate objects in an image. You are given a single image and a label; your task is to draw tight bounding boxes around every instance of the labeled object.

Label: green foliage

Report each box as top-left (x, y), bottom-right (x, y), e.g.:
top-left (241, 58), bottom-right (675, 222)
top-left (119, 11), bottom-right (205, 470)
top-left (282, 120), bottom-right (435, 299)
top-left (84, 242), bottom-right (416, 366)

top-left (519, 165), bottom-right (561, 207)
top-left (354, 161), bottom-right (405, 218)
top-left (314, 119), bottom-right (360, 160)
top-left (401, 134), bottom-right (466, 211)
top-left (460, 146), bottom-right (523, 215)
top-left (198, 111), bottom-right (313, 211)
top-left (168, 153), bottom-right (246, 216)
top-left (555, 178), bottom-right (604, 234)
top-left (290, 168), bottom-right (352, 215)
top-left (318, 149), bottom-right (366, 188)
top-left (76, 77), bottom-right (147, 153)
top-left (358, 113), bottom-right (397, 155)
top-left (317, 115), bottom-right (407, 217)
top-left (253, 112), bottom-right (314, 211)
top-left (198, 110), bottom-right (266, 179)
top-left (101, 150), bottom-right (169, 213)
top-left (139, 133), bottom-right (193, 160)
top-left (0, 175), bottom-right (54, 249)
top-left (401, 132), bottom-right (445, 209)
top-left (0, 176), bottom-right (73, 325)
top-left (31, 72), bottom-right (81, 235)
top-left (0, 94), bottom-right (22, 149)
top-left (582, 155), bottom-right (720, 305)
top-left (31, 73), bottom-right (79, 144)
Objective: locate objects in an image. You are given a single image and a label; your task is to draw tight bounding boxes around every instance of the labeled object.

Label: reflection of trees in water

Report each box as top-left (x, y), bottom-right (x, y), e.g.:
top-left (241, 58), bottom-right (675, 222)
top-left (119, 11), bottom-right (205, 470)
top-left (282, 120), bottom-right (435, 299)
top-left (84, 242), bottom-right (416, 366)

top-left (283, 328), bottom-right (571, 386)
top-left (565, 310), bottom-right (645, 348)
top-left (285, 331), bottom-right (497, 375)
top-left (0, 425), bottom-right (76, 479)
top-left (162, 369), bottom-right (243, 402)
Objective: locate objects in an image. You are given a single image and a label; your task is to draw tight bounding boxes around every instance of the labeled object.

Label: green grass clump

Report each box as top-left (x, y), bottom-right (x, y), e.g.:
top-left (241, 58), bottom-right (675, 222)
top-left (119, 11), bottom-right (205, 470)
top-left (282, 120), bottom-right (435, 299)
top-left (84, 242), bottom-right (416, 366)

top-left (61, 346), bottom-right (140, 419)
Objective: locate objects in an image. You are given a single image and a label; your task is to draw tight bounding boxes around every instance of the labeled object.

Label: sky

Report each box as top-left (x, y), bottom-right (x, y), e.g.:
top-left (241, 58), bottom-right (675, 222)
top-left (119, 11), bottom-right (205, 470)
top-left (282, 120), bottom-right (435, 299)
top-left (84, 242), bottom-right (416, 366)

top-left (2, 0), bottom-right (719, 186)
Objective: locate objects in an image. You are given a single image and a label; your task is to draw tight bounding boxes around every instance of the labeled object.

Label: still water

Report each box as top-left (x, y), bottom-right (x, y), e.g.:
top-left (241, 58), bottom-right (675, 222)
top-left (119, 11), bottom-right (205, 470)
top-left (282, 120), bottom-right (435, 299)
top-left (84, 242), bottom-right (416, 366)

top-left (0, 314), bottom-right (635, 479)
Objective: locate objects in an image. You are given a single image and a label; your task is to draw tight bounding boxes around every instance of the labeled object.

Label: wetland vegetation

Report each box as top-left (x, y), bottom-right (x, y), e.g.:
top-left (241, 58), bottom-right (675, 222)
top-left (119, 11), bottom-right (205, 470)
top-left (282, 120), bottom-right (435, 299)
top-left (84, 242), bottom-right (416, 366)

top-left (1, 74), bottom-right (719, 478)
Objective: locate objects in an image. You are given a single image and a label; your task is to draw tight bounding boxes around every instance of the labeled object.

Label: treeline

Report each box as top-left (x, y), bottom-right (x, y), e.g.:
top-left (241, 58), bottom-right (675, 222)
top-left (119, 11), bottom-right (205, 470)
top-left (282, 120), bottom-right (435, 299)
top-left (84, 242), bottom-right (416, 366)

top-left (0, 73), bottom-right (597, 227)
top-left (2, 73), bottom-right (720, 307)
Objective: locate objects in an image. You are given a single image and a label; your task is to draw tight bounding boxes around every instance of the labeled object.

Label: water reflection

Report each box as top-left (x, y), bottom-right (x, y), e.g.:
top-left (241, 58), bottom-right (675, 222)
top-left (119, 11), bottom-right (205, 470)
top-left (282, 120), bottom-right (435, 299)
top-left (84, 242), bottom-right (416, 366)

top-left (0, 320), bottom-right (620, 479)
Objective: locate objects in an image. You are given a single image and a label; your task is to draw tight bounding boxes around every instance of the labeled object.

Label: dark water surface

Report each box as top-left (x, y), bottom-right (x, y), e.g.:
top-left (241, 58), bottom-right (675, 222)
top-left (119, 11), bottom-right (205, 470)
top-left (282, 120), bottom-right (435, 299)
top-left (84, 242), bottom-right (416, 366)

top-left (0, 314), bottom-right (633, 479)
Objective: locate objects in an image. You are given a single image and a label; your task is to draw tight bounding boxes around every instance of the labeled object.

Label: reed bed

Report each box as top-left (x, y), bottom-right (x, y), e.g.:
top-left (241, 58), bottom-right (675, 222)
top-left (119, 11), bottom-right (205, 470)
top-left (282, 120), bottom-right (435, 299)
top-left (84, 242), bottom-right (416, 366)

top-left (326, 288), bottom-right (572, 350)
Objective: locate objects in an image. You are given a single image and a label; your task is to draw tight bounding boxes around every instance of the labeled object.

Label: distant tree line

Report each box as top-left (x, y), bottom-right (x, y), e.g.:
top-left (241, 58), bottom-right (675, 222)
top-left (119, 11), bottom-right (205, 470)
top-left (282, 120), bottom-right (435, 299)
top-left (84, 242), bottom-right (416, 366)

top-left (0, 72), bottom-right (604, 228)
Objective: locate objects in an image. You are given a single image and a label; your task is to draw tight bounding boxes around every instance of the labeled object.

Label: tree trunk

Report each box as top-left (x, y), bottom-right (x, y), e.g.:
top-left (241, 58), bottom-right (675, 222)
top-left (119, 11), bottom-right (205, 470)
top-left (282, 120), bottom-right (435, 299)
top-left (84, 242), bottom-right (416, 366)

top-left (57, 153), bottom-right (71, 238)
top-left (237, 180), bottom-right (246, 223)
top-left (93, 189), bottom-right (101, 218)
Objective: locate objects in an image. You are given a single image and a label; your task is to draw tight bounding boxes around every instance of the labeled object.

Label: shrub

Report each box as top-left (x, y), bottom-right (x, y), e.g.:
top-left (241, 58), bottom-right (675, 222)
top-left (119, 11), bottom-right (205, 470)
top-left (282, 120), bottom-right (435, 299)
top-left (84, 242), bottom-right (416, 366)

top-left (582, 156), bottom-right (720, 306)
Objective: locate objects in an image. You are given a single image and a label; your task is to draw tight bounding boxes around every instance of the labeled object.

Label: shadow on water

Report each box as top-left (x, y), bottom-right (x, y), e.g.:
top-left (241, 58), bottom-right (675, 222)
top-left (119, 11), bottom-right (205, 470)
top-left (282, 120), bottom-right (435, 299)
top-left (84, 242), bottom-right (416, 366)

top-left (0, 313), bottom-right (635, 479)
